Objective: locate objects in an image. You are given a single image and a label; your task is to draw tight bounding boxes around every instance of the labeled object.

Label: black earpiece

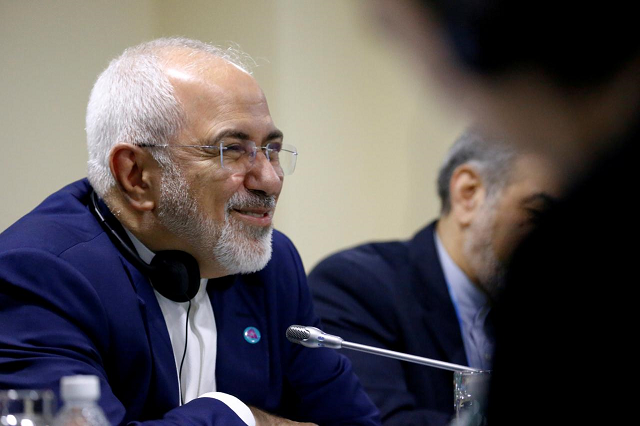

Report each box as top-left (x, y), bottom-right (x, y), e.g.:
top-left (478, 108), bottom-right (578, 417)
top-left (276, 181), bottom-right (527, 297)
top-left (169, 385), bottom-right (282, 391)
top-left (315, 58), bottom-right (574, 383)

top-left (90, 190), bottom-right (200, 302)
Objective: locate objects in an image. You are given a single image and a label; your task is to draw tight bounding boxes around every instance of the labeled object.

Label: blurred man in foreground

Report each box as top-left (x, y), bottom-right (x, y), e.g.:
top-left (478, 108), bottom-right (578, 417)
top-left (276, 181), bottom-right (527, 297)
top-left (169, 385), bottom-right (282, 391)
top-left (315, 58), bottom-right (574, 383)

top-left (373, 1), bottom-right (640, 424)
top-left (310, 129), bottom-right (559, 424)
top-left (0, 37), bottom-right (380, 426)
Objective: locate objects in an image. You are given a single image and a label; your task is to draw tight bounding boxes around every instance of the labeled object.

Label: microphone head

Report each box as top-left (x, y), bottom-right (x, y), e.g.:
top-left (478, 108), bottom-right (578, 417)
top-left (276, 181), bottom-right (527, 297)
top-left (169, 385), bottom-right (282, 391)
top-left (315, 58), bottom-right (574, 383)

top-left (286, 325), bottom-right (311, 343)
top-left (286, 325), bottom-right (343, 349)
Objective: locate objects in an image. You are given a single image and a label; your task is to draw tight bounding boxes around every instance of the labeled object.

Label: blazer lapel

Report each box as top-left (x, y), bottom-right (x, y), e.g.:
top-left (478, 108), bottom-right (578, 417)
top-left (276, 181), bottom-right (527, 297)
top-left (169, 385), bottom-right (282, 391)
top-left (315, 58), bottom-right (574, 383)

top-left (123, 260), bottom-right (180, 413)
top-left (209, 275), bottom-right (270, 406)
top-left (409, 223), bottom-right (468, 366)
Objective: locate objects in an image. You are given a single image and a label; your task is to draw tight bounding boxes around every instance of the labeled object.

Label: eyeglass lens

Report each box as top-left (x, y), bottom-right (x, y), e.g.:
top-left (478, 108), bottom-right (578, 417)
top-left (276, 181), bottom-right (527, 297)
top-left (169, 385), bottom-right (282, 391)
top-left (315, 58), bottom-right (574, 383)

top-left (219, 140), bottom-right (297, 175)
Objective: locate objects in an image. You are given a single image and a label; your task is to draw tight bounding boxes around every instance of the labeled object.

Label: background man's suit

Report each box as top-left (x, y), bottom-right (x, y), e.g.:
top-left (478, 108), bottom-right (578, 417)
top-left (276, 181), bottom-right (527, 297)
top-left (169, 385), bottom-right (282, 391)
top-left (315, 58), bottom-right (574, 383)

top-left (0, 179), bottom-right (380, 425)
top-left (309, 223), bottom-right (465, 425)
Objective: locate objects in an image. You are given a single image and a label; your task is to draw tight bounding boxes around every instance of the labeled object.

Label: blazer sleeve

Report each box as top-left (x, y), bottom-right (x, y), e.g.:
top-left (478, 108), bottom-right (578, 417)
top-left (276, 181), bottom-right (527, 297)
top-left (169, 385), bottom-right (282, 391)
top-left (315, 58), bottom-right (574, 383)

top-left (0, 248), bottom-right (248, 426)
top-left (308, 249), bottom-right (453, 426)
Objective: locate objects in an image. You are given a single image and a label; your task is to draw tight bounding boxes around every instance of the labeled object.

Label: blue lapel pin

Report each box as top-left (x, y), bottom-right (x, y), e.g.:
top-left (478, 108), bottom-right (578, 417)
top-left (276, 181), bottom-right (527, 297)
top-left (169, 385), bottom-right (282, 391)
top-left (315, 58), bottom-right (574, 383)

top-left (243, 326), bottom-right (261, 344)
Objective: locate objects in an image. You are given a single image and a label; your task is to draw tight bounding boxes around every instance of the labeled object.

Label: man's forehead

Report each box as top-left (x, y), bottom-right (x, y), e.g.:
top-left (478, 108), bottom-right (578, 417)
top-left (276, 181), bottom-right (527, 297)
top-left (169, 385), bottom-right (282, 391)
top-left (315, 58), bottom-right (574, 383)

top-left (163, 51), bottom-right (266, 110)
top-left (159, 52), bottom-right (278, 144)
top-left (512, 155), bottom-right (556, 183)
top-left (507, 154), bottom-right (561, 198)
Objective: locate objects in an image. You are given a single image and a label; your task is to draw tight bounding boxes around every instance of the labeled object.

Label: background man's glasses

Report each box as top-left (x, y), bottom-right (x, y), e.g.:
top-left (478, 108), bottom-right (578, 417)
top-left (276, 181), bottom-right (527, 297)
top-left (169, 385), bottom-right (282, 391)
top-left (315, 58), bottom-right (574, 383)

top-left (138, 140), bottom-right (298, 176)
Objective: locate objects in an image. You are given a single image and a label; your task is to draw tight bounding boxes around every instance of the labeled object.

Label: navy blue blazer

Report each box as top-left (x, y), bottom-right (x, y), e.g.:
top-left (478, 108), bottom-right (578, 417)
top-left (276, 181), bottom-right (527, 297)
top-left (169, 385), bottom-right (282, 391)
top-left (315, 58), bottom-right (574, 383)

top-left (0, 179), bottom-right (380, 425)
top-left (309, 223), bottom-right (467, 425)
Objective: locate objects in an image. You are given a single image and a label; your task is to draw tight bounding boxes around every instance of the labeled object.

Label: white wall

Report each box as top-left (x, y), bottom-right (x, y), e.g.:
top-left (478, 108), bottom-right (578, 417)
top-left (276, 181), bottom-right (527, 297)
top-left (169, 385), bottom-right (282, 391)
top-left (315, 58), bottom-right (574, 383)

top-left (0, 0), bottom-right (159, 236)
top-left (0, 0), bottom-right (466, 271)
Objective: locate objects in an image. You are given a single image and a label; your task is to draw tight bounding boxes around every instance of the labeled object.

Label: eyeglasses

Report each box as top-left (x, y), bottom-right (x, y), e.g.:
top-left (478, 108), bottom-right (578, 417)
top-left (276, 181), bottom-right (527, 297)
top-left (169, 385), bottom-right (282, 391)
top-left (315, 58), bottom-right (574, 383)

top-left (138, 140), bottom-right (298, 176)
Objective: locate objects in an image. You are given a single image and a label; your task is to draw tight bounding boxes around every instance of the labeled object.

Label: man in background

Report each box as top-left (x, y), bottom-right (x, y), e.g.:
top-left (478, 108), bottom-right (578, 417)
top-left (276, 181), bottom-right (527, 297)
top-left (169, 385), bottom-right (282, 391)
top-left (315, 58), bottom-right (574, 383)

top-left (0, 37), bottom-right (379, 426)
top-left (373, 0), bottom-right (640, 424)
top-left (309, 129), bottom-right (559, 424)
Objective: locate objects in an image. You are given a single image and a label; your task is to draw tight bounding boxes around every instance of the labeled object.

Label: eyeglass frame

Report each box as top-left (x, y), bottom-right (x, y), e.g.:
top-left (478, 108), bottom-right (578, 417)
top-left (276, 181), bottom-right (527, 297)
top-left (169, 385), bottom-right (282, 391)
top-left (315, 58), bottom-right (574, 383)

top-left (136, 140), bottom-right (298, 176)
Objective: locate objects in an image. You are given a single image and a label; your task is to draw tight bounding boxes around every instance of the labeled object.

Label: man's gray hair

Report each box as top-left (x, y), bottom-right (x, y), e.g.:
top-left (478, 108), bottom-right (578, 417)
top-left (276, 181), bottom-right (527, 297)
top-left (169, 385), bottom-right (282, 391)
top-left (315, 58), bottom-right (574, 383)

top-left (437, 128), bottom-right (518, 214)
top-left (86, 37), bottom-right (254, 197)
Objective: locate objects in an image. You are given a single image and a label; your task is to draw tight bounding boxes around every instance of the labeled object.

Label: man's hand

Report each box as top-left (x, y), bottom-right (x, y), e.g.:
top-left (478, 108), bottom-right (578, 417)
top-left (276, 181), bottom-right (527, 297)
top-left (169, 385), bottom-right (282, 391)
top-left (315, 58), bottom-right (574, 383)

top-left (249, 406), bottom-right (318, 426)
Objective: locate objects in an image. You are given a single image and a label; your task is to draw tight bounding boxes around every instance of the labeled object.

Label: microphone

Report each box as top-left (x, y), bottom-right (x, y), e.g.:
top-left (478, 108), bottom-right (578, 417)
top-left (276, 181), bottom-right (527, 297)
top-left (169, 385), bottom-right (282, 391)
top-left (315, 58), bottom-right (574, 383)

top-left (286, 325), bottom-right (478, 373)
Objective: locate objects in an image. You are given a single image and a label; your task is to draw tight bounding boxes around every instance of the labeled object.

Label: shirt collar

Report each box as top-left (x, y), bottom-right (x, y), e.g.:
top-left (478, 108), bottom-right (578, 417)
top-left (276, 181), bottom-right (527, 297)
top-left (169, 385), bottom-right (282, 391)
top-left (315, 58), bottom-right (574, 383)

top-left (434, 232), bottom-right (489, 320)
top-left (124, 228), bottom-right (155, 264)
top-left (123, 228), bottom-right (208, 301)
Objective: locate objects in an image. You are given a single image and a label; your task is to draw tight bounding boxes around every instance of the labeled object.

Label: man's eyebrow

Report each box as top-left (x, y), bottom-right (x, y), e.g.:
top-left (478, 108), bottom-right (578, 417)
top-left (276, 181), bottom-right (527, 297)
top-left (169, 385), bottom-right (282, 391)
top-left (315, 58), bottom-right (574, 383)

top-left (521, 192), bottom-right (556, 207)
top-left (265, 130), bottom-right (284, 142)
top-left (208, 129), bottom-right (283, 145)
top-left (210, 130), bottom-right (251, 145)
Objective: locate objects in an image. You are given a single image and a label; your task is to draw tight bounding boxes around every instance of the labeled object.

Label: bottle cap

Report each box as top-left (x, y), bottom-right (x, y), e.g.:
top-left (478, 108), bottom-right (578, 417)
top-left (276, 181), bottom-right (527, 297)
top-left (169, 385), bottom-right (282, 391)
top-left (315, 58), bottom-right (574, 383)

top-left (60, 375), bottom-right (101, 401)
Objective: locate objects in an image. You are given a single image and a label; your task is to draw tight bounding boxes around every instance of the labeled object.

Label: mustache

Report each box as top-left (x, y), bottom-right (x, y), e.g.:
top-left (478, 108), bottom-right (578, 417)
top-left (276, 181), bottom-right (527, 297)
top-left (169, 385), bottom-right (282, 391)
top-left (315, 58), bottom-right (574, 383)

top-left (226, 191), bottom-right (276, 211)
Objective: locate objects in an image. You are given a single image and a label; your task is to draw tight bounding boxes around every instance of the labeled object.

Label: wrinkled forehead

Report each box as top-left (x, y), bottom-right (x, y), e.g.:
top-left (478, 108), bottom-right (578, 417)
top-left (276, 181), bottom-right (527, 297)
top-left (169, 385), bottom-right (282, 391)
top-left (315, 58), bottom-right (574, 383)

top-left (157, 48), bottom-right (276, 143)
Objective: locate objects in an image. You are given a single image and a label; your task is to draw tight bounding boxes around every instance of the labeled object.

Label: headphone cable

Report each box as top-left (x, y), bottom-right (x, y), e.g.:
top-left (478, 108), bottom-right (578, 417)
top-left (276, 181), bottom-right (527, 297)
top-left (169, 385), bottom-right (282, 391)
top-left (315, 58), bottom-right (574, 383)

top-left (178, 299), bottom-right (192, 406)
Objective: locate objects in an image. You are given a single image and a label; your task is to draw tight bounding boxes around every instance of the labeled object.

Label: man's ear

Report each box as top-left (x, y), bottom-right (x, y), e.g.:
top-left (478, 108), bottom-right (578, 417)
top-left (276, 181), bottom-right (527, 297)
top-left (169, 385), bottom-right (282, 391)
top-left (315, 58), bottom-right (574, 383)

top-left (449, 164), bottom-right (486, 227)
top-left (109, 143), bottom-right (157, 211)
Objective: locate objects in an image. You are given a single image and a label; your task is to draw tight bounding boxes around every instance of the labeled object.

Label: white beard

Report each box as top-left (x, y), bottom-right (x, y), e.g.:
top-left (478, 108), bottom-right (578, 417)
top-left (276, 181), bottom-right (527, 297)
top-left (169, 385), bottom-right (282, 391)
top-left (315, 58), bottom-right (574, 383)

top-left (157, 161), bottom-right (274, 275)
top-left (210, 191), bottom-right (274, 275)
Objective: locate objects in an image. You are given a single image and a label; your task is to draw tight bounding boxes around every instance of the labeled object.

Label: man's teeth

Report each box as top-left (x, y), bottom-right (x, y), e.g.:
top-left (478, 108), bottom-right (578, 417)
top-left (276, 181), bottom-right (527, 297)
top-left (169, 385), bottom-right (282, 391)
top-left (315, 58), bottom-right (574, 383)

top-left (236, 210), bottom-right (264, 217)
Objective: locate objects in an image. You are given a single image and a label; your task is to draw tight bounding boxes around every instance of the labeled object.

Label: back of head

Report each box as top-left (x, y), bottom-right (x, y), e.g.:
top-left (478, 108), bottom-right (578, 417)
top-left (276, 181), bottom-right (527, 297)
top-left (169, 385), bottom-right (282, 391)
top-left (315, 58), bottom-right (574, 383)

top-left (86, 37), bottom-right (253, 197)
top-left (420, 0), bottom-right (640, 88)
top-left (437, 128), bottom-right (517, 214)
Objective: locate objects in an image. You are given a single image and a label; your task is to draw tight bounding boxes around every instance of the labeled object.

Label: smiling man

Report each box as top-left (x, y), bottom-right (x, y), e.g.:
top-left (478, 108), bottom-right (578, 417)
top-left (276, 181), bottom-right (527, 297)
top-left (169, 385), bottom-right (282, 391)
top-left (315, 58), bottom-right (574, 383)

top-left (0, 38), bottom-right (379, 426)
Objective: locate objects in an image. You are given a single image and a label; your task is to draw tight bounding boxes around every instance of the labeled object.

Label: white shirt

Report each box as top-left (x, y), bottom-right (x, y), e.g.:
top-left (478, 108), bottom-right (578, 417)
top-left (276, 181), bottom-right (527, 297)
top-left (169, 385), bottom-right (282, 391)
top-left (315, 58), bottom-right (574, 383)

top-left (435, 233), bottom-right (494, 370)
top-left (125, 229), bottom-right (255, 425)
top-left (155, 278), bottom-right (217, 403)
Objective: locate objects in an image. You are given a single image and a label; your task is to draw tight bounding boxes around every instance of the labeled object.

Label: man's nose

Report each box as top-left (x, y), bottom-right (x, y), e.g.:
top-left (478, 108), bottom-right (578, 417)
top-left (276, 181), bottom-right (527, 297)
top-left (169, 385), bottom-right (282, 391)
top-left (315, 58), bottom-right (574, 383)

top-left (244, 151), bottom-right (283, 196)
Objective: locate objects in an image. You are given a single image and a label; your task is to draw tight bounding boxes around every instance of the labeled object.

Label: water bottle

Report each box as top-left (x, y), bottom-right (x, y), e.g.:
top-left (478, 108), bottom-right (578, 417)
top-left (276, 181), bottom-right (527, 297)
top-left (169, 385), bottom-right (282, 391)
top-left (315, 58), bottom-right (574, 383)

top-left (52, 375), bottom-right (110, 426)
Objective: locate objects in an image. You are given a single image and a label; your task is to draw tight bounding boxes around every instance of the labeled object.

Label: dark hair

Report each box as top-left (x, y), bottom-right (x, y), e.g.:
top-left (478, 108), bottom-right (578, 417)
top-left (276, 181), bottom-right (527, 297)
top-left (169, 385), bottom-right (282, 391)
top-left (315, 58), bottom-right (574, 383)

top-left (422, 0), bottom-right (640, 88)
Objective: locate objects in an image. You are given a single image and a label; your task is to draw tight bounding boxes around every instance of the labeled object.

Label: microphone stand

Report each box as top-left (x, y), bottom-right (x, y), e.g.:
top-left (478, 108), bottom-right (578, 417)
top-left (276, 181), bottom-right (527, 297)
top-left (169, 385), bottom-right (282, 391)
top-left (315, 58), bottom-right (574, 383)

top-left (286, 325), bottom-right (479, 373)
top-left (340, 340), bottom-right (478, 372)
